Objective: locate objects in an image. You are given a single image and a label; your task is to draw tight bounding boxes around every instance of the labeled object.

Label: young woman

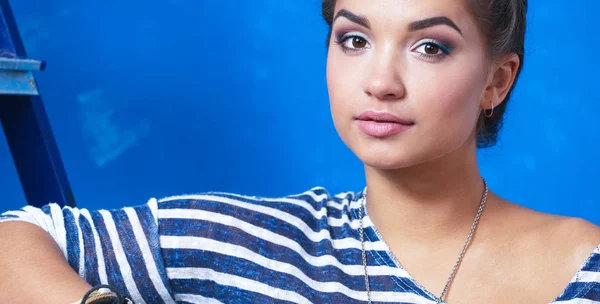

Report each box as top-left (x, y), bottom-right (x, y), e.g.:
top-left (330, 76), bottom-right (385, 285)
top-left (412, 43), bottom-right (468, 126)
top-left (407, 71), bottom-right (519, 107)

top-left (1, 0), bottom-right (599, 303)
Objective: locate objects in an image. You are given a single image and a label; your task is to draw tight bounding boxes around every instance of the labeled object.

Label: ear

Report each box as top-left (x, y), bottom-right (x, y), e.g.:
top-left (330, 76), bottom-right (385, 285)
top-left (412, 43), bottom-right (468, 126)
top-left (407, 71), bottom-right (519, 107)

top-left (481, 53), bottom-right (521, 110)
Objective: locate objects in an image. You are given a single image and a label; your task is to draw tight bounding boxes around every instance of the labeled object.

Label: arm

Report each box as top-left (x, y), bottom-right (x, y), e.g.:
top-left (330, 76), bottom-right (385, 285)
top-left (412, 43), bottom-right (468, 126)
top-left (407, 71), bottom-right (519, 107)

top-left (0, 200), bottom-right (175, 304)
top-left (0, 221), bottom-right (91, 303)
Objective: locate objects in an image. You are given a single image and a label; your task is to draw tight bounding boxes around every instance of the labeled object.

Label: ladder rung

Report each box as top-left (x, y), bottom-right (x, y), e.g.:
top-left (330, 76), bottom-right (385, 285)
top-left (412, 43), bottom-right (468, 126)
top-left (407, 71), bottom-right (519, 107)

top-left (0, 57), bottom-right (45, 71)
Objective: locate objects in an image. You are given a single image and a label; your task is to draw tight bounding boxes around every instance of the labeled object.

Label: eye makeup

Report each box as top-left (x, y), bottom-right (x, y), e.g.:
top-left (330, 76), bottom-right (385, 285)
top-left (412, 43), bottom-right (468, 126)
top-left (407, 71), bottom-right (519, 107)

top-left (334, 32), bottom-right (371, 54)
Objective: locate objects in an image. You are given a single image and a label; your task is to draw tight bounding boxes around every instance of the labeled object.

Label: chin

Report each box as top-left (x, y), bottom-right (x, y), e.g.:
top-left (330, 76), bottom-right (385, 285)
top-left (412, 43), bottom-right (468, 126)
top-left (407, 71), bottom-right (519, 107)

top-left (364, 157), bottom-right (424, 171)
top-left (355, 147), bottom-right (426, 170)
top-left (351, 134), bottom-right (455, 171)
top-left (357, 138), bottom-right (475, 172)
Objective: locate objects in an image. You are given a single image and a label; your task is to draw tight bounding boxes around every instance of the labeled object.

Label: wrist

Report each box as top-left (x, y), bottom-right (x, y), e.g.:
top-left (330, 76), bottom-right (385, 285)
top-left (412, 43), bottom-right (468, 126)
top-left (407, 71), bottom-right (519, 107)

top-left (70, 285), bottom-right (133, 304)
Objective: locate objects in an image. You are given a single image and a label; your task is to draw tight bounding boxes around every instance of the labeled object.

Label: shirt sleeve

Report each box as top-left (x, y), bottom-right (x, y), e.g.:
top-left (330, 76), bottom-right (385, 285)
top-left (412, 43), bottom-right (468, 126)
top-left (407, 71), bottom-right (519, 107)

top-left (0, 199), bottom-right (176, 304)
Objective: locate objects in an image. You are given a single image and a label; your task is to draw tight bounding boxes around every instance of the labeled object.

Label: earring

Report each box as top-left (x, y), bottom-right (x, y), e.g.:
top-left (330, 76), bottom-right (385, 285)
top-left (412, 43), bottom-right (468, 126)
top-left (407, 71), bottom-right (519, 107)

top-left (483, 102), bottom-right (494, 118)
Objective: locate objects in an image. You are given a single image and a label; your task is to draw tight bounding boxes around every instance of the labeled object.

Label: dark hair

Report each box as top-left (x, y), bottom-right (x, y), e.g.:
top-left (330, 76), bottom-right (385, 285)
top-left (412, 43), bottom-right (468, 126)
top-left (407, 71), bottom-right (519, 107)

top-left (322, 0), bottom-right (527, 148)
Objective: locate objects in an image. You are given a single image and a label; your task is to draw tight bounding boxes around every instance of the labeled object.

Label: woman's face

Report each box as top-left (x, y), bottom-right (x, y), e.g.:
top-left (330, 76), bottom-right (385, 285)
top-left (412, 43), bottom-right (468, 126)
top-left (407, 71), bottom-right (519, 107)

top-left (327, 0), bottom-right (491, 169)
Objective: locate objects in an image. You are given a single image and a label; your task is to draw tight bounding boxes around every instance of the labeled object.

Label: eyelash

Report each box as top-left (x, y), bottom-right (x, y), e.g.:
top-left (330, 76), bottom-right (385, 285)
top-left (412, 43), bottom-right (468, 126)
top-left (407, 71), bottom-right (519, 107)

top-left (334, 33), bottom-right (370, 54)
top-left (413, 39), bottom-right (454, 60)
top-left (333, 33), bottom-right (454, 60)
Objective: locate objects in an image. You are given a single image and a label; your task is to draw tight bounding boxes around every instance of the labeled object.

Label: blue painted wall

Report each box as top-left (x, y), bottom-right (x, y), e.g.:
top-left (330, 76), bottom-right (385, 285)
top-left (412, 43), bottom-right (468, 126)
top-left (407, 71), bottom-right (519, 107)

top-left (1, 0), bottom-right (598, 224)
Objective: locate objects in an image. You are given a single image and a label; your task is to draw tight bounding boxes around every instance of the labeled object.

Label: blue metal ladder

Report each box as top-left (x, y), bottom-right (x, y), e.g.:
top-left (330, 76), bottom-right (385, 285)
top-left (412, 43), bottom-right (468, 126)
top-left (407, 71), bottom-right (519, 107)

top-left (0, 0), bottom-right (75, 207)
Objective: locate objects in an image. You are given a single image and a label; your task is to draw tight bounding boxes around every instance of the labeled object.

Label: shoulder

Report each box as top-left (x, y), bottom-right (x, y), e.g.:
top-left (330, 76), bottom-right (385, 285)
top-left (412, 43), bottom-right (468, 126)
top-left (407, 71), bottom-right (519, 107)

top-left (154, 186), bottom-right (363, 223)
top-left (506, 202), bottom-right (600, 257)
top-left (534, 215), bottom-right (600, 297)
top-left (544, 216), bottom-right (600, 268)
top-left (517, 207), bottom-right (600, 261)
top-left (490, 197), bottom-right (600, 250)
top-left (492, 199), bottom-right (600, 283)
top-left (480, 197), bottom-right (600, 299)
top-left (152, 187), bottom-right (364, 252)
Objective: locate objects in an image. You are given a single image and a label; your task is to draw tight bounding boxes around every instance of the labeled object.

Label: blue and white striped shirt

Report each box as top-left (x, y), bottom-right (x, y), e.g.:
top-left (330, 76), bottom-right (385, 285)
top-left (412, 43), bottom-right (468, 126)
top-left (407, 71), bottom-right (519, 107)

top-left (1, 187), bottom-right (599, 303)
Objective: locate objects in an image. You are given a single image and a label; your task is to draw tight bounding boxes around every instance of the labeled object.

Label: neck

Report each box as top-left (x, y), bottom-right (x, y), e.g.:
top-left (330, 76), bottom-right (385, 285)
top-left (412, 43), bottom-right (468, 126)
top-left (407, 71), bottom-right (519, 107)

top-left (364, 142), bottom-right (487, 243)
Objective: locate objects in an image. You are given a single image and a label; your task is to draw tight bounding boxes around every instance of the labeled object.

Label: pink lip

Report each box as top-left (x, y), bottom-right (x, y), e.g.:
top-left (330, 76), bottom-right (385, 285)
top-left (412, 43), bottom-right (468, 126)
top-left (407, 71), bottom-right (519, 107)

top-left (355, 110), bottom-right (414, 137)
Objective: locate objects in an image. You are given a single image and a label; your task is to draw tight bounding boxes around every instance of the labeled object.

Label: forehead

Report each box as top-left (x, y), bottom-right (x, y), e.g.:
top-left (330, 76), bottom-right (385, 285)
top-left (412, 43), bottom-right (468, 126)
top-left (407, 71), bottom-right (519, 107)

top-left (334, 0), bottom-right (477, 31)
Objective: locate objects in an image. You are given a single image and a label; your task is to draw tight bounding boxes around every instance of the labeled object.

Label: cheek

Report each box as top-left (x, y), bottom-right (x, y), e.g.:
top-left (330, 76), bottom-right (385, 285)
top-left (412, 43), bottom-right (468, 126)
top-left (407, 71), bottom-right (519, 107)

top-left (327, 52), bottom-right (369, 150)
top-left (327, 52), bottom-right (356, 127)
top-left (326, 56), bottom-right (346, 145)
top-left (411, 59), bottom-right (486, 137)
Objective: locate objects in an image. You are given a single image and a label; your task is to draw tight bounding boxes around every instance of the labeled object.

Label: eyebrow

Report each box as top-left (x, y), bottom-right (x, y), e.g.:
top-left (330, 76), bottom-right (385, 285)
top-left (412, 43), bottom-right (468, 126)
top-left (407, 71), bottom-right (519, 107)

top-left (333, 10), bottom-right (462, 36)
top-left (408, 16), bottom-right (462, 35)
top-left (333, 9), bottom-right (371, 29)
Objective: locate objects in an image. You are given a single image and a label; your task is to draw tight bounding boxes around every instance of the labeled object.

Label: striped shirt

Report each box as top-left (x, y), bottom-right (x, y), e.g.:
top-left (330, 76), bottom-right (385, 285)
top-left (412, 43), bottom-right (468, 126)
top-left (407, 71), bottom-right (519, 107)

top-left (1, 187), bottom-right (599, 303)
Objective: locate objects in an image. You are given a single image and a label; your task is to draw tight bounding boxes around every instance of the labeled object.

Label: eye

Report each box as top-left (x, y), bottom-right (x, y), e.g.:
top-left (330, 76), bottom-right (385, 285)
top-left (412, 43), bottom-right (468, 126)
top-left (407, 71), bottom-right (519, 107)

top-left (347, 36), bottom-right (368, 49)
top-left (335, 33), bottom-right (371, 53)
top-left (412, 40), bottom-right (453, 59)
top-left (422, 43), bottom-right (441, 55)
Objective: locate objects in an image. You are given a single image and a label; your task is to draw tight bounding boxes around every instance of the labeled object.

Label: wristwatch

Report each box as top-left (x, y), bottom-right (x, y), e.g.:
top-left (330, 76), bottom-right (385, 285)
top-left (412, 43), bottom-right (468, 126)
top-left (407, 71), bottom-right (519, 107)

top-left (71, 285), bottom-right (134, 304)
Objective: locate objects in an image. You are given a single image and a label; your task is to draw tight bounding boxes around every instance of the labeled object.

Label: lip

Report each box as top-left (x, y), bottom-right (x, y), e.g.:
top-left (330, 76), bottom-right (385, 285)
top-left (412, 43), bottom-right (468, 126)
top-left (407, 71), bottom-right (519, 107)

top-left (355, 110), bottom-right (414, 137)
top-left (356, 110), bottom-right (414, 125)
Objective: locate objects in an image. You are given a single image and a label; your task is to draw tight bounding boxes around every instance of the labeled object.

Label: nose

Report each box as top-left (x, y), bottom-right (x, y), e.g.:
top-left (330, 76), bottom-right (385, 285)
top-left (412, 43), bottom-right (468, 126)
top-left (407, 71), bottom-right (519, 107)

top-left (363, 50), bottom-right (406, 101)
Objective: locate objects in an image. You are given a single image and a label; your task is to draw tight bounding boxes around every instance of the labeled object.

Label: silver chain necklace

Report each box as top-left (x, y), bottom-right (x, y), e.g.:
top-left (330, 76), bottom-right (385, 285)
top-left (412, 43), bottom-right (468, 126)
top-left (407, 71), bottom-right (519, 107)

top-left (358, 179), bottom-right (489, 304)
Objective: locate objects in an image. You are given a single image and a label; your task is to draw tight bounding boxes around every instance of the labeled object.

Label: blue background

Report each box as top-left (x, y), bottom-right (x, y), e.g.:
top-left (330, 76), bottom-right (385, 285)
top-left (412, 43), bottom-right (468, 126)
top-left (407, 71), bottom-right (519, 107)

top-left (1, 0), bottom-right (598, 224)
